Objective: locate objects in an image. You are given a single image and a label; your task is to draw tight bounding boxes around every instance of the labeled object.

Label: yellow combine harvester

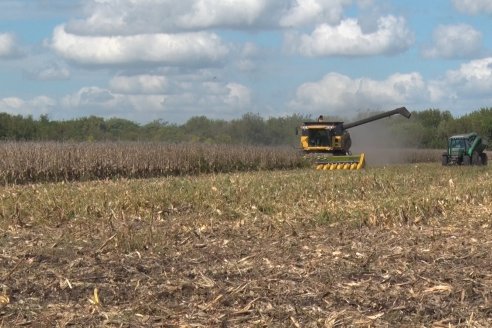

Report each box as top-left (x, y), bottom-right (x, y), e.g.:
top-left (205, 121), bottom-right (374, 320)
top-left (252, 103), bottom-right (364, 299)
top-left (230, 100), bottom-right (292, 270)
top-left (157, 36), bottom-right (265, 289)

top-left (297, 107), bottom-right (411, 170)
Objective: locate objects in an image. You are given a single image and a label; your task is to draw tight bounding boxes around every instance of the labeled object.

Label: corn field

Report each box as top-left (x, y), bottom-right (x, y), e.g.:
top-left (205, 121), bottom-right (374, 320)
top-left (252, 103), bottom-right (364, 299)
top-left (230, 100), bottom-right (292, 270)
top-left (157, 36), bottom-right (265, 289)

top-left (0, 142), bottom-right (306, 184)
top-left (0, 141), bottom-right (448, 185)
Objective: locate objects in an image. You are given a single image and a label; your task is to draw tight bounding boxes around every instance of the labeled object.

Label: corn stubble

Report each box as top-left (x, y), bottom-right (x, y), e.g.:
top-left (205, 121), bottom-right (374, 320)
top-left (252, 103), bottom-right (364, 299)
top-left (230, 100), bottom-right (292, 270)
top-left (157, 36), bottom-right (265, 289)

top-left (1, 163), bottom-right (492, 326)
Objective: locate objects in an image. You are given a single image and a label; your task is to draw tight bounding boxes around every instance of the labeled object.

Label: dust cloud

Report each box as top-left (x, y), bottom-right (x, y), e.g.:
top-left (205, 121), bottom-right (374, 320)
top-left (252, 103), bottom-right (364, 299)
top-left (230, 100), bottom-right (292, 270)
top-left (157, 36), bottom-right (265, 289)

top-left (348, 119), bottom-right (415, 166)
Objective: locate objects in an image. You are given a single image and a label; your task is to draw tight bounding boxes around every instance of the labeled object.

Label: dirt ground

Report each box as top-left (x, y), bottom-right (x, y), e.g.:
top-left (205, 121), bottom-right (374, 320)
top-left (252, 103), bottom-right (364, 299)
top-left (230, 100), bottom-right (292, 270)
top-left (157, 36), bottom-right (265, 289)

top-left (2, 209), bottom-right (492, 327)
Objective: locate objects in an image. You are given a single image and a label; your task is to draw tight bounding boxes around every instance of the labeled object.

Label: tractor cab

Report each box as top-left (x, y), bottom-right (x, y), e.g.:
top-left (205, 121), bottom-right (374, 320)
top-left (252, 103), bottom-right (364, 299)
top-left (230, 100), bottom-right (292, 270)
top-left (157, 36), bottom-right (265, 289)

top-left (442, 132), bottom-right (488, 166)
top-left (448, 135), bottom-right (469, 156)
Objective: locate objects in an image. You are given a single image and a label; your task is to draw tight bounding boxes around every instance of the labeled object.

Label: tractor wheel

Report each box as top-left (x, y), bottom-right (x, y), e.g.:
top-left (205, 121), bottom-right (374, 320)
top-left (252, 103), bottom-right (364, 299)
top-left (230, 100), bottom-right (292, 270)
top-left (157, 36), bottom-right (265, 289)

top-left (462, 155), bottom-right (471, 165)
top-left (480, 153), bottom-right (488, 166)
top-left (441, 154), bottom-right (448, 166)
top-left (472, 151), bottom-right (482, 165)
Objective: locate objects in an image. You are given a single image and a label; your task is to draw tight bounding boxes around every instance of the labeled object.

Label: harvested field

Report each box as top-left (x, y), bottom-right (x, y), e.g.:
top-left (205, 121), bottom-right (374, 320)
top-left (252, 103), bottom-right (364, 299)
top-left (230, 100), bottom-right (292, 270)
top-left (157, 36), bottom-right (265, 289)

top-left (1, 163), bottom-right (492, 327)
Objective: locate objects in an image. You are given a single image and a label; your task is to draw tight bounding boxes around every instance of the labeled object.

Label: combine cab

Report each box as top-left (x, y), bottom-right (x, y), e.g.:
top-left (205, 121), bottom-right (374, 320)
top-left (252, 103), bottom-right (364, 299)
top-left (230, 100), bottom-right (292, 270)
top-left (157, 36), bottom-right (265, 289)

top-left (297, 107), bottom-right (411, 170)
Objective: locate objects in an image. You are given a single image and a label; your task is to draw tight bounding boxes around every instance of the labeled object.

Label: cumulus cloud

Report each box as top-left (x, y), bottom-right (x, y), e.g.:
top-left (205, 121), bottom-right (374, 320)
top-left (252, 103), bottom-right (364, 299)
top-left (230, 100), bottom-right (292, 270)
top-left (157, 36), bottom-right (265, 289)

top-left (235, 42), bottom-right (261, 72)
top-left (287, 15), bottom-right (414, 57)
top-left (65, 0), bottom-right (361, 35)
top-left (62, 87), bottom-right (118, 108)
top-left (50, 25), bottom-right (229, 66)
top-left (418, 57), bottom-right (492, 113)
top-left (280, 0), bottom-right (351, 27)
top-left (289, 72), bottom-right (429, 115)
top-left (223, 83), bottom-right (252, 108)
top-left (452, 0), bottom-right (492, 15)
top-left (443, 57), bottom-right (492, 97)
top-left (0, 33), bottom-right (22, 58)
top-left (178, 0), bottom-right (269, 30)
top-left (25, 62), bottom-right (70, 81)
top-left (58, 77), bottom-right (252, 122)
top-left (423, 24), bottom-right (483, 59)
top-left (109, 75), bottom-right (169, 94)
top-left (61, 87), bottom-right (167, 116)
top-left (289, 57), bottom-right (492, 116)
top-left (0, 96), bottom-right (56, 116)
top-left (66, 0), bottom-right (286, 35)
top-left (166, 80), bottom-right (251, 112)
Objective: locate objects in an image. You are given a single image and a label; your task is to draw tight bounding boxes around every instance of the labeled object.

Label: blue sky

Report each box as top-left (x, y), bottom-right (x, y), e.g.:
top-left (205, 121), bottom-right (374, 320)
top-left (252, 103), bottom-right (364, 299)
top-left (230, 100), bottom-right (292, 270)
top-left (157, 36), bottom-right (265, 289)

top-left (0, 0), bottom-right (492, 124)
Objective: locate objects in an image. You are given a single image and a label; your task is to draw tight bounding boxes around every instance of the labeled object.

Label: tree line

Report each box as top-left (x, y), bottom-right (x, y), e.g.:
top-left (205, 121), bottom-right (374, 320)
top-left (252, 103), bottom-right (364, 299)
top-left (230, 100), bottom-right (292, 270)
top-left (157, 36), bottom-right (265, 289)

top-left (0, 108), bottom-right (491, 148)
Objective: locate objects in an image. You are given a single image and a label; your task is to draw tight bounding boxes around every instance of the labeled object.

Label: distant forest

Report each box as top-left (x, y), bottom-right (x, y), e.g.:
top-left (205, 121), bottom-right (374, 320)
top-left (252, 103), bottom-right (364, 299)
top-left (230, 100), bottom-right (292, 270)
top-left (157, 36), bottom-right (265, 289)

top-left (0, 107), bottom-right (491, 149)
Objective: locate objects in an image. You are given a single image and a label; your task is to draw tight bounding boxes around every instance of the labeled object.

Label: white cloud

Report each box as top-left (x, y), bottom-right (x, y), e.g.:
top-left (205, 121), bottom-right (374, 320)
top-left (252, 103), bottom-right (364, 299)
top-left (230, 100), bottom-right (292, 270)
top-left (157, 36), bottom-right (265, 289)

top-left (235, 42), bottom-right (261, 72)
top-left (237, 59), bottom-right (256, 72)
top-left (109, 75), bottom-right (169, 94)
top-left (224, 83), bottom-right (252, 108)
top-left (178, 0), bottom-right (268, 29)
top-left (58, 78), bottom-right (252, 122)
top-left (423, 24), bottom-right (482, 59)
top-left (26, 62), bottom-right (70, 80)
top-left (59, 87), bottom-right (168, 119)
top-left (62, 87), bottom-right (116, 108)
top-left (66, 0), bottom-right (284, 35)
top-left (0, 97), bottom-right (24, 109)
top-left (280, 0), bottom-right (351, 27)
top-left (65, 0), bottom-right (362, 35)
top-left (287, 15), bottom-right (414, 57)
top-left (0, 96), bottom-right (56, 116)
top-left (452, 0), bottom-right (492, 15)
top-left (50, 25), bottom-right (229, 66)
top-left (290, 72), bottom-right (429, 115)
top-left (442, 57), bottom-right (492, 97)
top-left (167, 81), bottom-right (252, 113)
top-left (0, 33), bottom-right (21, 58)
top-left (241, 42), bottom-right (259, 58)
top-left (422, 57), bottom-right (492, 113)
top-left (289, 57), bottom-right (492, 116)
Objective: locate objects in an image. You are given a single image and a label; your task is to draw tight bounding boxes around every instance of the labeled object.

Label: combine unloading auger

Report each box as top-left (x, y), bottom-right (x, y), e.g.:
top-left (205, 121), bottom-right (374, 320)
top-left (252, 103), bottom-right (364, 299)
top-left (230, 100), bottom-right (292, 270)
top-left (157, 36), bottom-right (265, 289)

top-left (297, 107), bottom-right (411, 170)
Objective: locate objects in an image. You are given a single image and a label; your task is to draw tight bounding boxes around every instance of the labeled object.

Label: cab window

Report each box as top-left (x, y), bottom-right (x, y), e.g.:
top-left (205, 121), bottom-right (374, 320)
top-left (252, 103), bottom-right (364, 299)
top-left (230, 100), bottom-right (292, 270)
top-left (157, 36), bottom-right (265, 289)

top-left (450, 139), bottom-right (465, 149)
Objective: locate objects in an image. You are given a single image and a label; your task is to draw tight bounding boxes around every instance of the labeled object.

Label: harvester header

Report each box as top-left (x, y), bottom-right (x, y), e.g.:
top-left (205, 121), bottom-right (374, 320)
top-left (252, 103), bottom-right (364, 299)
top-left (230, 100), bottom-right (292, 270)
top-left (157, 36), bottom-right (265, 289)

top-left (298, 107), bottom-right (411, 170)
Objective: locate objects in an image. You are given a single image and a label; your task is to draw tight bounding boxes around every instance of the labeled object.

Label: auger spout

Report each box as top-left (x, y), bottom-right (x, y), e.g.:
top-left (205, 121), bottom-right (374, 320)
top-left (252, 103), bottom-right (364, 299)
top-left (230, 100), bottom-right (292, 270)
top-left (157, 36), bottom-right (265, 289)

top-left (343, 107), bottom-right (411, 130)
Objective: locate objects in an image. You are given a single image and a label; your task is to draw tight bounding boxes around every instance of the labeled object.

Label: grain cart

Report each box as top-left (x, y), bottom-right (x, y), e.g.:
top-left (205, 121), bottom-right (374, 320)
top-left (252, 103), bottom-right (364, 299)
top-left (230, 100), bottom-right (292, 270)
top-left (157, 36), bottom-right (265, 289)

top-left (442, 132), bottom-right (488, 166)
top-left (297, 107), bottom-right (411, 170)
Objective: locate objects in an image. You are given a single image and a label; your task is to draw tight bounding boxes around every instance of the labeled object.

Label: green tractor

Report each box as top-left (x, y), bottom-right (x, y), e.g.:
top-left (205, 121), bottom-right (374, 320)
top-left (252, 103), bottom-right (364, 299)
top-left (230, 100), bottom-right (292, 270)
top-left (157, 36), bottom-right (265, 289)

top-left (442, 132), bottom-right (488, 166)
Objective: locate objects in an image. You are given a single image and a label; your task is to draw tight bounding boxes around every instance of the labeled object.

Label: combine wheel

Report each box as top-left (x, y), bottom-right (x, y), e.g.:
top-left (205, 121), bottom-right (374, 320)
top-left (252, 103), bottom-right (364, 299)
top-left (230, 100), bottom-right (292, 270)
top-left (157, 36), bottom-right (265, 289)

top-left (480, 153), bottom-right (488, 166)
top-left (441, 154), bottom-right (448, 166)
top-left (472, 151), bottom-right (482, 165)
top-left (462, 155), bottom-right (471, 165)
